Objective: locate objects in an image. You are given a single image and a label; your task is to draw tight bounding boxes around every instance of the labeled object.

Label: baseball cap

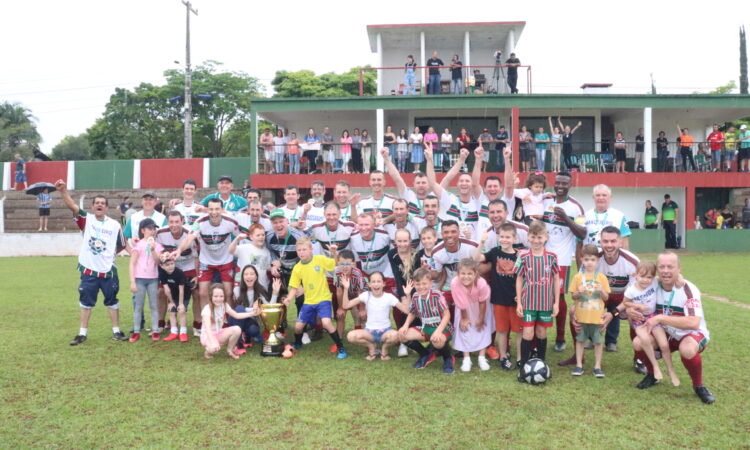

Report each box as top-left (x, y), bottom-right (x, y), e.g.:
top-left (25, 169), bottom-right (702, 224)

top-left (142, 191), bottom-right (157, 198)
top-left (218, 174), bottom-right (233, 183)
top-left (269, 208), bottom-right (285, 220)
top-left (139, 218), bottom-right (157, 230)
top-left (741, 124), bottom-right (747, 130)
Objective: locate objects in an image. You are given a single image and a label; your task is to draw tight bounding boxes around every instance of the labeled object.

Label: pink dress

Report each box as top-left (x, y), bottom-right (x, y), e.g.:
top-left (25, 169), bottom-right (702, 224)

top-left (450, 277), bottom-right (494, 352)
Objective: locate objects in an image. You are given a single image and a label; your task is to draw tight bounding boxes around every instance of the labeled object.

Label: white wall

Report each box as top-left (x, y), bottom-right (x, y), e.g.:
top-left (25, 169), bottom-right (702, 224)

top-left (0, 233), bottom-right (82, 257)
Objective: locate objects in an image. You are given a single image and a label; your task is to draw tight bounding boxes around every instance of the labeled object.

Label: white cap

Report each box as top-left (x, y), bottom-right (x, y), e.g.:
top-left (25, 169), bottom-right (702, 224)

top-left (741, 124), bottom-right (747, 130)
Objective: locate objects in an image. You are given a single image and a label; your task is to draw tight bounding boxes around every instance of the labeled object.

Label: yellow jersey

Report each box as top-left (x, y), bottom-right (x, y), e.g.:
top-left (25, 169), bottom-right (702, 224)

top-left (288, 255), bottom-right (336, 305)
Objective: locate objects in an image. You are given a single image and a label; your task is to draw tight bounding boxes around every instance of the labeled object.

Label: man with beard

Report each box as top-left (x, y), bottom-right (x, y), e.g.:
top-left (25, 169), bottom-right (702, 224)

top-left (430, 220), bottom-right (479, 319)
top-left (425, 144), bottom-right (478, 239)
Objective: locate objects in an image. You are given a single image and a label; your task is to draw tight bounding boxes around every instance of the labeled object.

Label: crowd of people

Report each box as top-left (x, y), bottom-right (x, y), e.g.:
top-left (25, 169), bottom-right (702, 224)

top-left (59, 141), bottom-right (716, 404)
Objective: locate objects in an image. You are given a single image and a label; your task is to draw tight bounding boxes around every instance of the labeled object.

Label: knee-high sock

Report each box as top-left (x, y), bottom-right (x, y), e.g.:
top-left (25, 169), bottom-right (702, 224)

top-left (439, 343), bottom-right (453, 360)
top-left (537, 338), bottom-right (548, 362)
top-left (294, 333), bottom-right (304, 346)
top-left (556, 297), bottom-right (567, 341)
top-left (329, 331), bottom-right (344, 350)
top-left (405, 340), bottom-right (428, 356)
top-left (681, 353), bottom-right (704, 387)
top-left (520, 338), bottom-right (533, 366)
top-left (635, 350), bottom-right (654, 374)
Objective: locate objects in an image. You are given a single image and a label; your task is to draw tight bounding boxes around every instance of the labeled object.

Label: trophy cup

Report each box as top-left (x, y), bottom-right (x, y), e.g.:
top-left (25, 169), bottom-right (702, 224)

top-left (260, 303), bottom-right (286, 357)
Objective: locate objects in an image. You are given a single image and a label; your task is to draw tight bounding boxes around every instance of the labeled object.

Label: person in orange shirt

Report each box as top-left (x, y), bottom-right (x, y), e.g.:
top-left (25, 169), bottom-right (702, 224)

top-left (676, 124), bottom-right (696, 172)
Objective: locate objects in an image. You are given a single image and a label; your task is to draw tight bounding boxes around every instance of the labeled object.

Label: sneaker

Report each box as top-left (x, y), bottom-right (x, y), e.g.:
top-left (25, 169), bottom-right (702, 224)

top-left (558, 354), bottom-right (580, 367)
top-left (151, 332), bottom-right (161, 341)
top-left (111, 331), bottom-right (128, 342)
top-left (477, 356), bottom-right (491, 371)
top-left (634, 359), bottom-right (647, 375)
top-left (461, 357), bottom-right (472, 372)
top-left (694, 386), bottom-right (716, 404)
top-left (301, 332), bottom-right (311, 345)
top-left (129, 333), bottom-right (141, 343)
top-left (443, 356), bottom-right (455, 374)
top-left (178, 333), bottom-right (189, 343)
top-left (593, 368), bottom-right (605, 378)
top-left (499, 357), bottom-right (513, 371)
top-left (337, 348), bottom-right (348, 359)
top-left (554, 340), bottom-right (566, 352)
top-left (423, 352), bottom-right (437, 368)
top-left (234, 348), bottom-right (247, 355)
top-left (193, 328), bottom-right (201, 337)
top-left (329, 344), bottom-right (338, 353)
top-left (486, 345), bottom-right (500, 360)
top-left (164, 333), bottom-right (179, 342)
top-left (571, 366), bottom-right (584, 376)
top-left (413, 354), bottom-right (430, 369)
top-left (636, 373), bottom-right (660, 390)
top-left (70, 335), bottom-right (87, 346)
top-left (398, 343), bottom-right (409, 357)
top-left (605, 343), bottom-right (618, 352)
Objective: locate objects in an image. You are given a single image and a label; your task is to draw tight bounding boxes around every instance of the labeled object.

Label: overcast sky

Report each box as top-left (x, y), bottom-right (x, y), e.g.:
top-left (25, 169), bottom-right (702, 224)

top-left (2, 0), bottom-right (746, 152)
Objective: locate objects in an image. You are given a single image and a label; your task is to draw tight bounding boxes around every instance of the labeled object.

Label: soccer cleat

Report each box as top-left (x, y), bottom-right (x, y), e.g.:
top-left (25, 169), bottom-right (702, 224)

top-left (634, 359), bottom-right (647, 375)
top-left (636, 373), bottom-right (660, 390)
top-left (606, 343), bottom-right (618, 352)
top-left (234, 348), bottom-right (247, 355)
top-left (593, 368), bottom-right (605, 378)
top-left (499, 357), bottom-right (513, 371)
top-left (554, 340), bottom-right (566, 352)
top-left (70, 335), bottom-right (87, 346)
top-left (486, 345), bottom-right (500, 360)
top-left (558, 354), bottom-right (580, 367)
top-left (112, 331), bottom-right (128, 342)
top-left (151, 332), bottom-right (161, 341)
top-left (694, 386), bottom-right (716, 404)
top-left (329, 344), bottom-right (338, 353)
top-left (178, 333), bottom-right (189, 343)
top-left (336, 348), bottom-right (348, 359)
top-left (477, 356), bottom-right (491, 371)
top-left (129, 333), bottom-right (141, 343)
top-left (164, 333), bottom-right (179, 342)
top-left (571, 366), bottom-right (584, 376)
top-left (461, 357), bottom-right (472, 372)
top-left (397, 343), bottom-right (409, 357)
top-left (443, 356), bottom-right (456, 374)
top-left (301, 333), bottom-right (312, 345)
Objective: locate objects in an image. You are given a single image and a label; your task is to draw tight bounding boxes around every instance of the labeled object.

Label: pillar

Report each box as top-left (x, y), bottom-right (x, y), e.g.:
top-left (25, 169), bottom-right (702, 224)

top-left (376, 109), bottom-right (385, 171)
top-left (66, 161), bottom-right (76, 190)
top-left (644, 107), bottom-right (653, 172)
top-left (376, 33), bottom-right (383, 96)
top-left (464, 31), bottom-right (471, 85)
top-left (420, 31), bottom-right (426, 93)
top-left (249, 111), bottom-right (258, 174)
top-left (512, 106), bottom-right (520, 173)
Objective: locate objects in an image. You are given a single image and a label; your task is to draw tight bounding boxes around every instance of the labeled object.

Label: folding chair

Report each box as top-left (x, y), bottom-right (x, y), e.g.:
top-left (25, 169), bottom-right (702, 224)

top-left (599, 153), bottom-right (615, 172)
top-left (568, 155), bottom-right (580, 172)
top-left (581, 154), bottom-right (598, 172)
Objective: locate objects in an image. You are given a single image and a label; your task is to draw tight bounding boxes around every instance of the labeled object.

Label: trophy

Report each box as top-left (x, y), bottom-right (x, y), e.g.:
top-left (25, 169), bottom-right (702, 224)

top-left (260, 303), bottom-right (286, 357)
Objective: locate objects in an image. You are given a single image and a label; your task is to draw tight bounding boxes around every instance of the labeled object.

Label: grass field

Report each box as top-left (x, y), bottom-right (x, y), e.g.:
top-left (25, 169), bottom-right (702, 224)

top-left (1, 254), bottom-right (749, 448)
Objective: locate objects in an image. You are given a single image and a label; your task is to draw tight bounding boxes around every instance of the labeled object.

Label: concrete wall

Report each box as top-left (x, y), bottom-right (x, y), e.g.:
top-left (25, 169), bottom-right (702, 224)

top-left (0, 233), bottom-right (83, 257)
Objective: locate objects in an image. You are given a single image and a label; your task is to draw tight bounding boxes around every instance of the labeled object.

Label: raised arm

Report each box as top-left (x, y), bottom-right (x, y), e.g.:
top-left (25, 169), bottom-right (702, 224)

top-left (503, 148), bottom-right (515, 200)
top-left (54, 180), bottom-right (79, 215)
top-left (440, 147), bottom-right (470, 190)
top-left (471, 145), bottom-right (485, 199)
top-left (424, 141), bottom-right (443, 197)
top-left (571, 121), bottom-right (582, 134)
top-left (557, 116), bottom-right (565, 130)
top-left (228, 233), bottom-right (248, 256)
top-left (381, 147), bottom-right (408, 196)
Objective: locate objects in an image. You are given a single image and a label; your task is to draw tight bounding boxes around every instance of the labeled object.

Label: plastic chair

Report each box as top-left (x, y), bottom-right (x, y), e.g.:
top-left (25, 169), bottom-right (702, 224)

top-left (300, 156), bottom-right (310, 174)
top-left (581, 154), bottom-right (598, 172)
top-left (599, 153), bottom-right (615, 172)
top-left (694, 154), bottom-right (710, 172)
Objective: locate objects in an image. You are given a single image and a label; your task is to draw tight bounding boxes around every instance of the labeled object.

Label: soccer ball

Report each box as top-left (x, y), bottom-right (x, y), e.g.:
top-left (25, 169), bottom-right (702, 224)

top-left (521, 358), bottom-right (551, 385)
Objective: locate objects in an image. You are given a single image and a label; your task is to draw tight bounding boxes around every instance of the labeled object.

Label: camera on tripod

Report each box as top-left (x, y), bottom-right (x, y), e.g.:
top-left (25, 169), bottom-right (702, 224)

top-left (494, 50), bottom-right (503, 62)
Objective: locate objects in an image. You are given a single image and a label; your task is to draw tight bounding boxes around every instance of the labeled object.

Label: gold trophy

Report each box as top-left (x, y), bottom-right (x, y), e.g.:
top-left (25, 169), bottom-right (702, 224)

top-left (260, 303), bottom-right (286, 357)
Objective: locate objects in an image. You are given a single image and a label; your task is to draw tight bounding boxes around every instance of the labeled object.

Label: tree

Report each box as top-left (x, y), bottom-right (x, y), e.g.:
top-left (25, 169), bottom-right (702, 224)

top-left (51, 134), bottom-right (92, 161)
top-left (706, 80), bottom-right (737, 95)
top-left (0, 102), bottom-right (41, 162)
top-left (271, 66), bottom-right (376, 97)
top-left (741, 26), bottom-right (748, 95)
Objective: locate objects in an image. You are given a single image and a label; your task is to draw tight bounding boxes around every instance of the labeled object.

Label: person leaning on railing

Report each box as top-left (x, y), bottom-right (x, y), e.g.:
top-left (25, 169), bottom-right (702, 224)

top-left (656, 131), bottom-right (669, 172)
top-left (676, 124), bottom-right (697, 172)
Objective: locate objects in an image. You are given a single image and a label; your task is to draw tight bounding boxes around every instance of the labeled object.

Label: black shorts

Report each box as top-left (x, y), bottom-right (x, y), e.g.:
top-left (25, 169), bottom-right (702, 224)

top-left (39, 208), bottom-right (50, 216)
top-left (615, 148), bottom-right (626, 162)
top-left (740, 148), bottom-right (750, 160)
top-left (520, 145), bottom-right (531, 162)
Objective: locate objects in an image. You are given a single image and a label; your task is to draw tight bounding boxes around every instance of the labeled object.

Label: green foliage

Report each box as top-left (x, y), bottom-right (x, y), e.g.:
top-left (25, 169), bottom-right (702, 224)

top-left (740, 26), bottom-right (748, 95)
top-left (0, 102), bottom-right (41, 162)
top-left (271, 66), bottom-right (377, 97)
top-left (51, 134), bottom-right (92, 161)
top-left (707, 80), bottom-right (737, 95)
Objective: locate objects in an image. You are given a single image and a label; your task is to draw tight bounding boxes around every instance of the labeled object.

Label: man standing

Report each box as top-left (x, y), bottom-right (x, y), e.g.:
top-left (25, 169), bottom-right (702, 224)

top-left (505, 53), bottom-right (521, 94)
top-left (280, 185), bottom-right (304, 227)
top-left (260, 128), bottom-right (275, 175)
top-left (661, 194), bottom-right (679, 249)
top-left (431, 221), bottom-right (479, 317)
top-left (332, 180), bottom-right (359, 222)
top-left (349, 213), bottom-right (395, 291)
top-left (644, 200), bottom-right (659, 229)
top-left (321, 127), bottom-right (334, 174)
top-left (581, 184), bottom-right (631, 252)
top-left (426, 51), bottom-right (444, 95)
top-left (656, 131), bottom-right (669, 172)
top-left (739, 124), bottom-right (750, 173)
top-left (383, 198), bottom-right (426, 249)
top-left (706, 124), bottom-right (725, 172)
top-left (301, 180), bottom-right (327, 228)
top-left (236, 199), bottom-right (272, 234)
top-left (450, 54), bottom-right (463, 95)
top-left (634, 128), bottom-right (645, 172)
top-left (357, 171), bottom-right (397, 219)
top-left (626, 252), bottom-right (715, 404)
top-left (199, 175), bottom-right (247, 214)
top-left (479, 199), bottom-right (529, 252)
top-left (426, 145), bottom-right (479, 237)
top-left (676, 125), bottom-right (696, 172)
top-left (494, 126), bottom-right (509, 172)
top-left (12, 153), bottom-right (27, 190)
top-left (172, 179), bottom-right (204, 227)
top-left (723, 126), bottom-right (737, 172)
top-left (381, 147), bottom-right (432, 216)
top-left (478, 128), bottom-right (494, 172)
top-left (55, 180), bottom-right (128, 345)
top-left (123, 191), bottom-right (167, 248)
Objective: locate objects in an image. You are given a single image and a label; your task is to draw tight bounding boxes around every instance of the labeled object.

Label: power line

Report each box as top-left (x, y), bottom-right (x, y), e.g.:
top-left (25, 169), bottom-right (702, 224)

top-left (0, 82), bottom-right (143, 97)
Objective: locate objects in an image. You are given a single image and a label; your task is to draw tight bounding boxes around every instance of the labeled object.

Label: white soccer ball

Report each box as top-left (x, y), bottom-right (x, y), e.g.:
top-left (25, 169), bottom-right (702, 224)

top-left (522, 358), bottom-right (551, 385)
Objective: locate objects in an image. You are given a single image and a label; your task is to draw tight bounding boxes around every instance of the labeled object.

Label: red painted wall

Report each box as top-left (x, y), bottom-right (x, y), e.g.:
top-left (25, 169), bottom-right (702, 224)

top-left (140, 158), bottom-right (203, 189)
top-left (23, 161), bottom-right (68, 188)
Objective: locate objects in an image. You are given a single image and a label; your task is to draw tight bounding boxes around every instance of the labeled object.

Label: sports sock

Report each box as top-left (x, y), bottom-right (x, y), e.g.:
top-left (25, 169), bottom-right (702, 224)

top-left (556, 297), bottom-right (567, 341)
top-left (112, 327), bottom-right (120, 334)
top-left (681, 353), bottom-right (704, 387)
top-left (405, 340), bottom-right (428, 356)
top-left (158, 320), bottom-right (166, 329)
top-left (520, 338), bottom-right (532, 366)
top-left (635, 350), bottom-right (654, 374)
top-left (193, 320), bottom-right (201, 329)
top-left (294, 333), bottom-right (304, 346)
top-left (79, 328), bottom-right (88, 336)
top-left (537, 338), bottom-right (547, 361)
top-left (171, 327), bottom-right (178, 334)
top-left (179, 327), bottom-right (187, 334)
top-left (440, 343), bottom-right (453, 360)
top-left (329, 331), bottom-right (344, 350)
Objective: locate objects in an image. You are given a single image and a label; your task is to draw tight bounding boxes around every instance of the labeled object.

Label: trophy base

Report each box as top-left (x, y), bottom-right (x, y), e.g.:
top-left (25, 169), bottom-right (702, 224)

top-left (260, 342), bottom-right (285, 357)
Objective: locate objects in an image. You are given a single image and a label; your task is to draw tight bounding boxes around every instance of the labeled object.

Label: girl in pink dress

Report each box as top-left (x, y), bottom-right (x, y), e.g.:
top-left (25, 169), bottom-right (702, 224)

top-left (451, 258), bottom-right (494, 372)
top-left (340, 130), bottom-right (353, 173)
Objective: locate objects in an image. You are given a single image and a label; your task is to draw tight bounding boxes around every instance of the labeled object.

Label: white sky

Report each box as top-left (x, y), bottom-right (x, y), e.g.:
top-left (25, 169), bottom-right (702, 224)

top-left (1, 0), bottom-right (747, 152)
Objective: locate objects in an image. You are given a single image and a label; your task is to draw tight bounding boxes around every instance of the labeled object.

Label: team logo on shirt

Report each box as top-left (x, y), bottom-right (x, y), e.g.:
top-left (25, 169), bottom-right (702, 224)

top-left (315, 265), bottom-right (321, 272)
top-left (88, 237), bottom-right (106, 255)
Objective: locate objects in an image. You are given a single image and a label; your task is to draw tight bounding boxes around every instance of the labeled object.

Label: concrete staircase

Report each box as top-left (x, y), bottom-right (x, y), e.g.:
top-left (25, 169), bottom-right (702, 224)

top-left (2, 188), bottom-right (214, 233)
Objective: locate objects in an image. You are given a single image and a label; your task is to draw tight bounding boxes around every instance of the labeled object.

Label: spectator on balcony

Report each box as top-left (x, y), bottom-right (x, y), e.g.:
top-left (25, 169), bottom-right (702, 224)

top-left (720, 204), bottom-right (735, 229)
top-left (321, 127), bottom-right (334, 174)
top-left (534, 127), bottom-right (550, 172)
top-left (426, 51), bottom-right (444, 95)
top-left (635, 128), bottom-right (645, 172)
top-left (656, 131), bottom-right (669, 172)
top-left (478, 128), bottom-right (494, 172)
top-left (739, 124), bottom-right (750, 173)
top-left (644, 200), bottom-right (659, 229)
top-left (505, 53), bottom-right (520, 94)
top-left (694, 216), bottom-right (702, 230)
top-left (495, 125), bottom-right (509, 173)
top-left (676, 125), bottom-right (697, 172)
top-left (384, 125), bottom-right (397, 167)
top-left (409, 126), bottom-right (424, 173)
top-left (706, 124), bottom-right (724, 172)
top-left (723, 125), bottom-right (737, 172)
top-left (302, 128), bottom-right (319, 174)
top-left (450, 54), bottom-right (463, 95)
top-left (518, 126), bottom-right (533, 173)
top-left (424, 127), bottom-right (440, 169)
top-left (260, 128), bottom-right (275, 175)
top-left (396, 129), bottom-right (409, 173)
top-left (548, 118), bottom-right (562, 173)
top-left (273, 129), bottom-right (286, 175)
top-left (557, 117), bottom-right (582, 171)
top-left (439, 127), bottom-right (453, 172)
top-left (614, 132), bottom-right (627, 173)
top-left (340, 130), bottom-right (352, 174)
top-left (361, 129), bottom-right (373, 174)
top-left (403, 55), bottom-right (417, 95)
top-left (288, 132), bottom-right (300, 175)
top-left (351, 128), bottom-right (362, 174)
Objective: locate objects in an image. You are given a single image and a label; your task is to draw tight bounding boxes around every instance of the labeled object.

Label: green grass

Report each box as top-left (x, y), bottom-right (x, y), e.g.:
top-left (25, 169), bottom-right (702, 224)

top-left (1, 255), bottom-right (749, 448)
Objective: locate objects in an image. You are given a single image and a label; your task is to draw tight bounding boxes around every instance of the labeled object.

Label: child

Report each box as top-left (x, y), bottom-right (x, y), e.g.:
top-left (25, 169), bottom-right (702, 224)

top-left (342, 272), bottom-right (410, 360)
top-left (568, 244), bottom-right (611, 377)
top-left (397, 268), bottom-right (455, 374)
top-left (201, 283), bottom-right (257, 360)
top-left (37, 187), bottom-right (51, 231)
top-left (335, 249), bottom-right (369, 338)
top-left (513, 173), bottom-right (552, 222)
top-left (232, 265), bottom-right (281, 352)
top-left (229, 224), bottom-right (272, 298)
top-left (129, 218), bottom-right (165, 342)
top-left (158, 258), bottom-right (191, 342)
top-left (283, 237), bottom-right (348, 358)
top-left (514, 221), bottom-right (559, 379)
top-left (475, 223), bottom-right (522, 370)
top-left (623, 261), bottom-right (680, 386)
top-left (451, 259), bottom-right (494, 372)
top-left (414, 227), bottom-right (441, 289)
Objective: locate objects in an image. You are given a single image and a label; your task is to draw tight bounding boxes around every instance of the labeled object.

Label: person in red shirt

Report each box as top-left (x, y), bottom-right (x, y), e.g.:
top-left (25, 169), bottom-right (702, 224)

top-left (706, 124), bottom-right (724, 172)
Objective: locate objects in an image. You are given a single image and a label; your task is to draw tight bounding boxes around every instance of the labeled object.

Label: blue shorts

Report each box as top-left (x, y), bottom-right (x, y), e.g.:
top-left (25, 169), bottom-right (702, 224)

top-left (78, 273), bottom-right (120, 309)
top-left (366, 327), bottom-right (391, 344)
top-left (15, 171), bottom-right (26, 183)
top-left (297, 301), bottom-right (332, 325)
top-left (711, 150), bottom-right (722, 163)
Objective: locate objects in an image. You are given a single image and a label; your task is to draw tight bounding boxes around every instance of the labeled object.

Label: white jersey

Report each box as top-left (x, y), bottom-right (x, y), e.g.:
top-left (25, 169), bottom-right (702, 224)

top-left (349, 229), bottom-right (392, 277)
top-left (172, 201), bottom-right (203, 226)
top-left (432, 239), bottom-right (479, 291)
top-left (192, 215), bottom-right (239, 266)
top-left (359, 291), bottom-right (400, 329)
top-left (582, 207), bottom-right (632, 247)
top-left (75, 210), bottom-right (126, 276)
top-left (309, 220), bottom-right (356, 257)
top-left (480, 220), bottom-right (529, 252)
top-left (542, 196), bottom-right (585, 266)
top-left (401, 188), bottom-right (431, 216)
top-left (124, 210), bottom-right (167, 241)
top-left (155, 226), bottom-right (197, 273)
top-left (305, 202), bottom-right (326, 228)
top-left (282, 205), bottom-right (304, 223)
top-left (475, 191), bottom-right (515, 223)
top-left (439, 190), bottom-right (480, 235)
top-left (235, 212), bottom-right (272, 234)
top-left (337, 202), bottom-right (355, 221)
top-left (624, 279), bottom-right (658, 316)
top-left (383, 216), bottom-right (427, 249)
top-left (596, 249), bottom-right (639, 296)
top-left (357, 193), bottom-right (396, 218)
top-left (234, 244), bottom-right (272, 290)
top-left (655, 281), bottom-right (709, 342)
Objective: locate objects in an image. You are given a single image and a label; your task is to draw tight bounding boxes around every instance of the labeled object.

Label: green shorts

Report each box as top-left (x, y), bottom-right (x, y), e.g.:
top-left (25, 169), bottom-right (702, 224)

top-left (521, 310), bottom-right (553, 327)
top-left (413, 325), bottom-right (451, 341)
top-left (576, 323), bottom-right (603, 344)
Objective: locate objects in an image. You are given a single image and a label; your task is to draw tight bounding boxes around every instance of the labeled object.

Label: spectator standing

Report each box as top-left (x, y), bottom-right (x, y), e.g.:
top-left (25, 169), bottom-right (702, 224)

top-left (634, 128), bottom-right (645, 172)
top-left (302, 128), bottom-right (319, 174)
top-left (273, 129), bottom-right (286, 175)
top-left (321, 127), bottom-right (334, 174)
top-left (739, 124), bottom-right (750, 173)
top-left (720, 204), bottom-right (734, 229)
top-left (644, 200), bottom-right (659, 229)
top-left (439, 127), bottom-right (453, 172)
top-left (614, 131), bottom-right (627, 173)
top-left (534, 127), bottom-right (550, 172)
top-left (450, 54), bottom-right (463, 95)
top-left (661, 194), bottom-right (679, 249)
top-left (37, 187), bottom-right (51, 232)
top-left (12, 153), bottom-right (26, 190)
top-left (396, 129), bottom-right (409, 173)
top-left (494, 125), bottom-right (509, 173)
top-left (351, 128), bottom-right (362, 173)
top-left (742, 198), bottom-right (750, 229)
top-left (478, 128), bottom-right (494, 172)
top-left (424, 127), bottom-right (440, 169)
top-left (288, 132), bottom-right (301, 174)
top-left (241, 180), bottom-right (251, 197)
top-left (403, 55), bottom-right (417, 95)
top-left (119, 196), bottom-right (132, 226)
top-left (340, 130), bottom-right (352, 174)
top-left (518, 126), bottom-right (533, 172)
top-left (656, 131), bottom-right (669, 172)
top-left (706, 124), bottom-right (724, 172)
top-left (676, 124), bottom-right (697, 172)
top-left (703, 208), bottom-right (717, 229)
top-left (409, 126), bottom-right (424, 173)
top-left (557, 117), bottom-right (582, 170)
top-left (384, 125), bottom-right (397, 166)
top-left (723, 126), bottom-right (737, 172)
top-left (361, 130), bottom-right (373, 174)
top-left (548, 118), bottom-right (562, 173)
top-left (426, 51), bottom-right (444, 95)
top-left (694, 216), bottom-right (703, 230)
top-left (260, 128), bottom-right (275, 175)
top-left (505, 53), bottom-right (520, 94)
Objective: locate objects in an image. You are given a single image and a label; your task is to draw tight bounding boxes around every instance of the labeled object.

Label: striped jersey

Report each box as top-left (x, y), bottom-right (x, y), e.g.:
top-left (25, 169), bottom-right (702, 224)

top-left (432, 239), bottom-right (479, 291)
top-left (349, 229), bottom-right (392, 277)
top-left (235, 212), bottom-right (272, 234)
top-left (309, 220), bottom-right (356, 257)
top-left (281, 205), bottom-right (304, 223)
top-left (200, 192), bottom-right (247, 213)
top-left (475, 191), bottom-right (515, 221)
top-left (582, 207), bottom-right (632, 247)
top-left (655, 281), bottom-right (709, 341)
top-left (305, 202), bottom-right (326, 228)
top-left (383, 215), bottom-right (427, 250)
top-left (410, 289), bottom-right (453, 332)
top-left (480, 220), bottom-right (529, 252)
top-left (596, 249), bottom-right (639, 297)
top-left (542, 196), bottom-right (585, 266)
top-left (439, 190), bottom-right (480, 233)
top-left (266, 227), bottom-right (306, 274)
top-left (514, 249), bottom-right (559, 310)
top-left (192, 215), bottom-right (238, 266)
top-left (155, 226), bottom-right (197, 273)
top-left (357, 193), bottom-right (396, 218)
top-left (173, 201), bottom-right (204, 226)
top-left (401, 188), bottom-right (431, 216)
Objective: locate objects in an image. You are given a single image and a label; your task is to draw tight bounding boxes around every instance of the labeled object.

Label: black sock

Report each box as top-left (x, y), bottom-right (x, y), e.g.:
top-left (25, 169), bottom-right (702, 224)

top-left (405, 340), bottom-right (428, 356)
top-left (440, 343), bottom-right (452, 360)
top-left (294, 333), bottom-right (303, 346)
top-left (537, 338), bottom-right (547, 362)
top-left (329, 331), bottom-right (344, 350)
top-left (521, 338), bottom-right (533, 366)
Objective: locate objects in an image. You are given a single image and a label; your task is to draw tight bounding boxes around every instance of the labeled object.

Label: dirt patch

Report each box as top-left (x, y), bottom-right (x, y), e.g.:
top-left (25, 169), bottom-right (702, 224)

top-left (704, 294), bottom-right (750, 310)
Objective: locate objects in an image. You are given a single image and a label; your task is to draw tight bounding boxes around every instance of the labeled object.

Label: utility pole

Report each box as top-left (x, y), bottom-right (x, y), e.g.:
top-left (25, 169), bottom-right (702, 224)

top-left (182, 0), bottom-right (198, 159)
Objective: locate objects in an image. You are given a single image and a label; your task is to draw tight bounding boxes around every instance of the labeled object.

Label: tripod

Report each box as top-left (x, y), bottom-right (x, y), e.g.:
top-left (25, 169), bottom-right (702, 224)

top-left (492, 57), bottom-right (505, 94)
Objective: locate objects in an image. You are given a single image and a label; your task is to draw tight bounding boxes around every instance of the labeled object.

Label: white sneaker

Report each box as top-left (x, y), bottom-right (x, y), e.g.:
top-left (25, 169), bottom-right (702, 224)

top-left (193, 328), bottom-right (201, 337)
top-left (397, 343), bottom-right (409, 357)
top-left (275, 332), bottom-right (284, 340)
top-left (461, 357), bottom-right (472, 372)
top-left (478, 356), bottom-right (491, 371)
top-left (301, 332), bottom-right (311, 345)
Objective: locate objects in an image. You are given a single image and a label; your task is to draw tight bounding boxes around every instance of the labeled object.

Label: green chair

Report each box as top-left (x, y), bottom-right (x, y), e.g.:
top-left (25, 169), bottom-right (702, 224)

top-left (581, 154), bottom-right (598, 172)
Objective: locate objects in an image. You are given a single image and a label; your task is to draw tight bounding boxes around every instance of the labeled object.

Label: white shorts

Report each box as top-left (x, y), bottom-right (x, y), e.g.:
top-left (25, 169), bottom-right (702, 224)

top-left (323, 150), bottom-right (334, 163)
top-left (265, 150), bottom-right (274, 161)
top-left (482, 150), bottom-right (490, 162)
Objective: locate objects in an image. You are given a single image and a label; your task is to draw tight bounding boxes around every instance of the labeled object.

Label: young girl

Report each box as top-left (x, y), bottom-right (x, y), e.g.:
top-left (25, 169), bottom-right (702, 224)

top-left (396, 128), bottom-right (409, 173)
top-left (403, 55), bottom-right (417, 95)
top-left (389, 228), bottom-right (417, 357)
top-left (548, 117), bottom-right (562, 172)
top-left (409, 126), bottom-right (424, 173)
top-left (614, 131), bottom-right (627, 173)
top-left (415, 227), bottom-right (441, 288)
top-left (451, 259), bottom-right (494, 372)
top-left (424, 127), bottom-right (439, 168)
top-left (340, 130), bottom-right (352, 174)
top-left (440, 127), bottom-right (453, 172)
top-left (623, 261), bottom-right (681, 386)
top-left (342, 272), bottom-right (410, 360)
top-left (229, 224), bottom-right (272, 299)
top-left (201, 283), bottom-right (258, 360)
top-left (288, 132), bottom-right (300, 174)
top-left (513, 172), bottom-right (551, 223)
top-left (129, 218), bottom-right (165, 342)
top-left (231, 265), bottom-right (282, 352)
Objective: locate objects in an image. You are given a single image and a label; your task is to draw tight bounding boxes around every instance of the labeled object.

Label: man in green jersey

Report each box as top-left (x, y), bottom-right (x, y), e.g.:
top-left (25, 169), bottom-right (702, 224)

top-left (644, 200), bottom-right (659, 229)
top-left (661, 194), bottom-right (679, 249)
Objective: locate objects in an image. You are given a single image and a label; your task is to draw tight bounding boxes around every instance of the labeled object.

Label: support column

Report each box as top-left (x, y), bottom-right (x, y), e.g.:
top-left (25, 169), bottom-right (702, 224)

top-left (133, 159), bottom-right (141, 189)
top-left (376, 33), bottom-right (383, 96)
top-left (643, 107), bottom-right (653, 172)
top-left (420, 31), bottom-right (426, 93)
top-left (376, 109), bottom-right (385, 171)
top-left (202, 158), bottom-right (210, 188)
top-left (685, 186), bottom-right (695, 232)
top-left (2, 162), bottom-right (11, 190)
top-left (511, 106), bottom-right (520, 173)
top-left (66, 161), bottom-right (76, 190)
top-left (249, 111), bottom-right (258, 175)
top-left (464, 31), bottom-right (471, 86)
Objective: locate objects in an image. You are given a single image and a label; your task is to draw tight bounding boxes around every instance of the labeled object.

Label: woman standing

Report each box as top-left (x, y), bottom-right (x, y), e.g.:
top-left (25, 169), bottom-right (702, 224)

top-left (288, 132), bottom-right (301, 174)
top-left (440, 127), bottom-right (453, 172)
top-left (557, 116), bottom-right (582, 170)
top-left (351, 128), bottom-right (363, 173)
top-left (361, 129), bottom-right (373, 174)
top-left (396, 129), bottom-right (409, 173)
top-left (409, 126), bottom-right (424, 173)
top-left (302, 128), bottom-right (319, 173)
top-left (340, 130), bottom-right (353, 174)
top-left (518, 125), bottom-right (533, 172)
top-left (424, 127), bottom-right (439, 169)
top-left (384, 125), bottom-right (397, 166)
top-left (273, 129), bottom-right (286, 174)
top-left (403, 55), bottom-right (417, 95)
top-left (548, 117), bottom-right (562, 172)
top-left (614, 131), bottom-right (627, 173)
